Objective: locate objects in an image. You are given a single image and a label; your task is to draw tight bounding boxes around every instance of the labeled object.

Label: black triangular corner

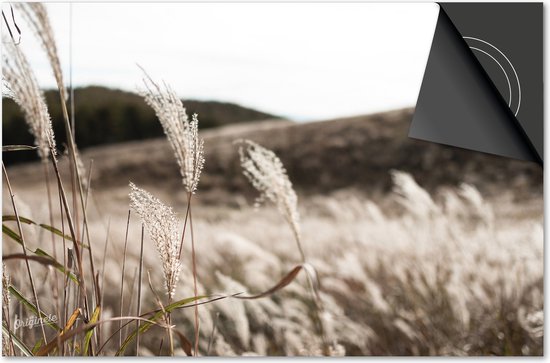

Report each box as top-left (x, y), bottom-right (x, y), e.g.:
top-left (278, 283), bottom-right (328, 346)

top-left (409, 6), bottom-right (541, 165)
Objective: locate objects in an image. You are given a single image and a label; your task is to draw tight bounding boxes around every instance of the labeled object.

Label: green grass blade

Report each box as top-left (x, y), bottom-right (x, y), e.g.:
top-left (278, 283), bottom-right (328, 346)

top-left (83, 306), bottom-right (101, 355)
top-left (8, 286), bottom-right (61, 332)
top-left (2, 215), bottom-right (34, 224)
top-left (2, 322), bottom-right (33, 356)
top-left (3, 224), bottom-right (79, 284)
top-left (3, 216), bottom-right (89, 249)
top-left (31, 338), bottom-right (44, 355)
top-left (116, 295), bottom-right (206, 356)
top-left (2, 224), bottom-right (22, 245)
top-left (2, 145), bottom-right (38, 152)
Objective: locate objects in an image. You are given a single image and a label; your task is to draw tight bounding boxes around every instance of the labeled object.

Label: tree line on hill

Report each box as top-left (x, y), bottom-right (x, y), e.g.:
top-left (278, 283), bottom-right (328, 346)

top-left (3, 86), bottom-right (278, 165)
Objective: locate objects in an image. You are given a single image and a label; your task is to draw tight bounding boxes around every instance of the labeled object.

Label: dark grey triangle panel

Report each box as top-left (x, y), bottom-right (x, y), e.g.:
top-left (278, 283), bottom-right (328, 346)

top-left (409, 4), bottom-right (542, 165)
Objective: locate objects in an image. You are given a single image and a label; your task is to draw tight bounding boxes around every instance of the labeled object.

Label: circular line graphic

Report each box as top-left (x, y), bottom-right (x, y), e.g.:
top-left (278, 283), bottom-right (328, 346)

top-left (463, 36), bottom-right (521, 116)
top-left (469, 47), bottom-right (512, 108)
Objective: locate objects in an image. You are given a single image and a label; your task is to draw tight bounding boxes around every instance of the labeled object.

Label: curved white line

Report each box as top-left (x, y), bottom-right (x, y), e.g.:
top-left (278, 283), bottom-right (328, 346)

top-left (463, 36), bottom-right (521, 116)
top-left (470, 46), bottom-right (512, 108)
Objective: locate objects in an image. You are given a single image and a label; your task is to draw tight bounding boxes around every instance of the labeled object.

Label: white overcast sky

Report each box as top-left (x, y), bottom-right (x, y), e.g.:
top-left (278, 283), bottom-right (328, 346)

top-left (10, 3), bottom-right (439, 121)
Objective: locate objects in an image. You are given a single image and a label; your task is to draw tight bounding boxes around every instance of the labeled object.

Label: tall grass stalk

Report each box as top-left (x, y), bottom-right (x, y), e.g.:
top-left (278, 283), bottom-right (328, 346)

top-left (139, 69), bottom-right (205, 355)
top-left (136, 224), bottom-right (145, 355)
top-left (2, 163), bottom-right (48, 346)
top-left (238, 140), bottom-right (329, 352)
top-left (119, 210), bottom-right (131, 349)
top-left (43, 162), bottom-right (61, 324)
top-left (129, 183), bottom-right (184, 354)
top-left (98, 218), bottom-right (111, 349)
top-left (238, 140), bottom-right (305, 261)
top-left (124, 267), bottom-right (139, 344)
top-left (60, 202), bottom-right (68, 356)
top-left (15, 3), bottom-right (98, 323)
top-left (47, 132), bottom-right (90, 322)
top-left (146, 271), bottom-right (175, 356)
top-left (188, 202), bottom-right (200, 355)
top-left (2, 39), bottom-right (58, 347)
top-left (3, 41), bottom-right (59, 286)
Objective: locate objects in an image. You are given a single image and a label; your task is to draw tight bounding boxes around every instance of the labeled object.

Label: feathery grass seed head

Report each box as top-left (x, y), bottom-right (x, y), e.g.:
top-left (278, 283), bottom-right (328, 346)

top-left (14, 3), bottom-right (64, 91)
top-left (391, 169), bottom-right (438, 217)
top-left (129, 182), bottom-right (182, 298)
top-left (2, 41), bottom-right (57, 161)
top-left (139, 71), bottom-right (204, 193)
top-left (2, 264), bottom-right (10, 308)
top-left (238, 140), bottom-right (301, 243)
top-left (2, 265), bottom-right (11, 356)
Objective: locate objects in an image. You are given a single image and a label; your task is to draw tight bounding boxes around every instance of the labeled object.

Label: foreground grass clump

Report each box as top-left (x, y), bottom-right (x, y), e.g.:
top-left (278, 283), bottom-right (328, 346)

top-left (3, 169), bottom-right (543, 355)
top-left (2, 4), bottom-right (323, 356)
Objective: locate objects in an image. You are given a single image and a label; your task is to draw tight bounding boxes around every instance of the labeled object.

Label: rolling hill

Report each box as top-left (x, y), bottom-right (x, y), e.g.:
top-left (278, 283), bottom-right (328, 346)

top-left (2, 86), bottom-right (279, 165)
top-left (5, 108), bottom-right (541, 204)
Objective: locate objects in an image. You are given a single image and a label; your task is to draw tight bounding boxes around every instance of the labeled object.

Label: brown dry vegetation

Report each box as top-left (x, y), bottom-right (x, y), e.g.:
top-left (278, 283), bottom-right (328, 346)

top-left (3, 110), bottom-right (543, 356)
top-left (1, 4), bottom-right (542, 356)
top-left (7, 107), bottom-right (542, 198)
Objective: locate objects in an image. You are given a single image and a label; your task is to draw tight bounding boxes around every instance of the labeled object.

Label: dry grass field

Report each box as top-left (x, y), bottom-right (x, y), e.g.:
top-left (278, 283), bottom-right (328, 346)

top-left (3, 110), bottom-right (543, 356)
top-left (1, 3), bottom-right (542, 356)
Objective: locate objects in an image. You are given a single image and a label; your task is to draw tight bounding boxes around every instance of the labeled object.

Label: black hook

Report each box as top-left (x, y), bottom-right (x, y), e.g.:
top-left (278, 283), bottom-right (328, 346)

top-left (2, 4), bottom-right (21, 45)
